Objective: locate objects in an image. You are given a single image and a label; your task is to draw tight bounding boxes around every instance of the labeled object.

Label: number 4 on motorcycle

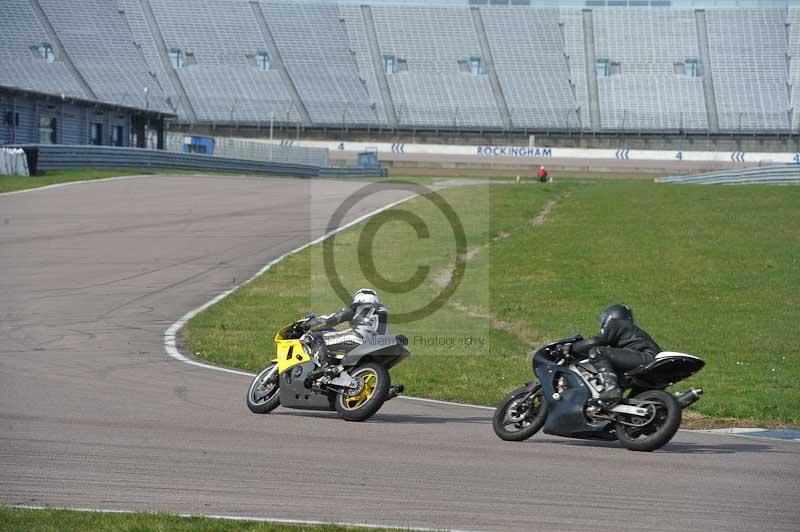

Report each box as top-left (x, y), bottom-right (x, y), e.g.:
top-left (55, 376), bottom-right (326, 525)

top-left (247, 320), bottom-right (410, 422)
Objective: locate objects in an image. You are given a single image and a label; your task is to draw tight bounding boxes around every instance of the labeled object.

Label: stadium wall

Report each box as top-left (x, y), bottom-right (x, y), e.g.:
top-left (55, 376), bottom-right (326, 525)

top-left (172, 123), bottom-right (800, 153)
top-left (0, 88), bottom-right (156, 148)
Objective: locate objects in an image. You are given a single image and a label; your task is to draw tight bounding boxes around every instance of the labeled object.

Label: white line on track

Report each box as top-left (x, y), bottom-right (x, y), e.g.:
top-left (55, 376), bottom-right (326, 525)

top-left (399, 395), bottom-right (494, 411)
top-left (0, 174), bottom-right (151, 196)
top-left (12, 505), bottom-right (486, 532)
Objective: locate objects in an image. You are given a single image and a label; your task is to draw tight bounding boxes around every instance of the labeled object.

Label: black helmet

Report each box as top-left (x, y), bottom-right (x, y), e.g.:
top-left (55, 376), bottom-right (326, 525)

top-left (600, 304), bottom-right (633, 328)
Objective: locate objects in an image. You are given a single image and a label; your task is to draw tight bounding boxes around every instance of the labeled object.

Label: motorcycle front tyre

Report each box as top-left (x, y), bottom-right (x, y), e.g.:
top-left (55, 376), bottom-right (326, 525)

top-left (492, 385), bottom-right (548, 442)
top-left (246, 364), bottom-right (281, 414)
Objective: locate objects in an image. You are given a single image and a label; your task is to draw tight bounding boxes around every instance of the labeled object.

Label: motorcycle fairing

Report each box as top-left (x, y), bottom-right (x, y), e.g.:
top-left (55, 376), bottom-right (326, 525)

top-left (536, 361), bottom-right (613, 440)
top-left (278, 361), bottom-right (334, 410)
top-left (624, 352), bottom-right (705, 389)
top-left (276, 339), bottom-right (312, 373)
top-left (275, 322), bottom-right (313, 374)
top-left (340, 334), bottom-right (410, 369)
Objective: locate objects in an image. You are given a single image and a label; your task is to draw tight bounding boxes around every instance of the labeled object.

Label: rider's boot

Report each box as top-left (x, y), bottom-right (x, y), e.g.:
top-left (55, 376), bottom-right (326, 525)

top-left (591, 356), bottom-right (623, 408)
top-left (303, 344), bottom-right (340, 388)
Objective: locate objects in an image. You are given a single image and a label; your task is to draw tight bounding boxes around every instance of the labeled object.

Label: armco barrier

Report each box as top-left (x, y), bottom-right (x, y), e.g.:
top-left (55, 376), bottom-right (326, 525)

top-left (10, 145), bottom-right (385, 178)
top-left (657, 165), bottom-right (800, 185)
top-left (319, 166), bottom-right (388, 178)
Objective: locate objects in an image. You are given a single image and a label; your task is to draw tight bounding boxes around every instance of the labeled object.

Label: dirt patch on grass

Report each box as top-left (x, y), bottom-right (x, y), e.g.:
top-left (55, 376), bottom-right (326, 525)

top-left (431, 195), bottom-right (565, 344)
top-left (531, 198), bottom-right (561, 226)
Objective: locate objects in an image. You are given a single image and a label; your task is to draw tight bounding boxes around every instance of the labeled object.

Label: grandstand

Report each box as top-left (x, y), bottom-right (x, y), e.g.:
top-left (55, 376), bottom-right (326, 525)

top-left (482, 7), bottom-right (579, 130)
top-left (791, 7), bottom-right (800, 130)
top-left (368, 5), bottom-right (504, 129)
top-left (1, 0), bottom-right (798, 144)
top-left (592, 8), bottom-right (708, 131)
top-left (705, 8), bottom-right (790, 131)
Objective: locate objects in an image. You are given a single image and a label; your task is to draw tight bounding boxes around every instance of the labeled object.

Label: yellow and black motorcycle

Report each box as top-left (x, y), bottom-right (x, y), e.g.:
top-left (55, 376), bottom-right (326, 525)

top-left (246, 319), bottom-right (409, 421)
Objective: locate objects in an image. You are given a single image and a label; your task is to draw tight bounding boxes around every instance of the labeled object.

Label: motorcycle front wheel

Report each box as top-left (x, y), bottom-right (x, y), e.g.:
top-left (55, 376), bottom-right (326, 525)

top-left (246, 364), bottom-right (280, 414)
top-left (615, 389), bottom-right (681, 452)
top-left (334, 362), bottom-right (390, 422)
top-left (492, 385), bottom-right (548, 441)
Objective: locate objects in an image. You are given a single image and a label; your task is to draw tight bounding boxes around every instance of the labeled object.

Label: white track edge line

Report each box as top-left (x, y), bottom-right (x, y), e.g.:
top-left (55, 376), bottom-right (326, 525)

top-left (398, 395), bottom-right (494, 411)
top-left (0, 172), bottom-right (276, 197)
top-left (12, 505), bottom-right (484, 532)
top-left (0, 174), bottom-right (152, 196)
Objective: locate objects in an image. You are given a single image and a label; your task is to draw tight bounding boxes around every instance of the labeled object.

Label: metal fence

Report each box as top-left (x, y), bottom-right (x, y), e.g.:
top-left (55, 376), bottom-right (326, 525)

top-left (657, 164), bottom-right (800, 185)
top-left (10, 145), bottom-right (386, 178)
top-left (164, 133), bottom-right (330, 166)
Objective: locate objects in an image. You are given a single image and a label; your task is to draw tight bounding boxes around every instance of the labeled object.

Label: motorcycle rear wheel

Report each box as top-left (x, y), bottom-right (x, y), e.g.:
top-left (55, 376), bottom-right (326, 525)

top-left (334, 362), bottom-right (390, 422)
top-left (615, 390), bottom-right (681, 452)
top-left (493, 385), bottom-right (548, 442)
top-left (246, 364), bottom-right (280, 414)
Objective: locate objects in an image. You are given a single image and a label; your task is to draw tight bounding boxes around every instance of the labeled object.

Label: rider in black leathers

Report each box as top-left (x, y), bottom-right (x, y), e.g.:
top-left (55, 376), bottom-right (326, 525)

top-left (570, 304), bottom-right (661, 405)
top-left (298, 288), bottom-right (388, 385)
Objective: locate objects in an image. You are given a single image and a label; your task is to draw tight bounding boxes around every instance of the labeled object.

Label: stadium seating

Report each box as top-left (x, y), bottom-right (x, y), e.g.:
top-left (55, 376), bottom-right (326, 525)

top-left (34, 0), bottom-right (167, 111)
top-left (338, 5), bottom-right (393, 126)
top-left (559, 8), bottom-right (591, 130)
top-left (0, 0), bottom-right (97, 101)
top-left (368, 5), bottom-right (503, 128)
top-left (481, 8), bottom-right (581, 129)
top-left (147, 0), bottom-right (299, 123)
top-left (258, 1), bottom-right (377, 126)
top-left (705, 9), bottom-right (790, 131)
top-left (1, 1), bottom-right (797, 134)
top-left (592, 8), bottom-right (708, 131)
top-left (117, 0), bottom-right (185, 115)
top-left (789, 8), bottom-right (800, 130)
top-left (339, 4), bottom-right (391, 125)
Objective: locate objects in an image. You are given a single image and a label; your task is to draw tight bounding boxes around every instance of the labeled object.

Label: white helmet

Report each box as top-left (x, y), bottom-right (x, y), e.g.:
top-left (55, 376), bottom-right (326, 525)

top-left (352, 288), bottom-right (379, 305)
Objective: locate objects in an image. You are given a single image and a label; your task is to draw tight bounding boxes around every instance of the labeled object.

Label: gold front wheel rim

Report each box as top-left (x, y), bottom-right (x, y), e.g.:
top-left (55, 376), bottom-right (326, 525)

top-left (343, 371), bottom-right (377, 410)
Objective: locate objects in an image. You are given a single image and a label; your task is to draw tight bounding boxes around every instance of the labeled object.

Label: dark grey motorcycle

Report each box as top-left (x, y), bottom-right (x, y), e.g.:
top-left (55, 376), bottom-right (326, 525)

top-left (493, 335), bottom-right (705, 451)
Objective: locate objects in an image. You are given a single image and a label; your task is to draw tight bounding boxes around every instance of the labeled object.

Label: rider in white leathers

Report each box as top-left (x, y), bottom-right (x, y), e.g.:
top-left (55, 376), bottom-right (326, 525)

top-left (298, 288), bottom-right (388, 384)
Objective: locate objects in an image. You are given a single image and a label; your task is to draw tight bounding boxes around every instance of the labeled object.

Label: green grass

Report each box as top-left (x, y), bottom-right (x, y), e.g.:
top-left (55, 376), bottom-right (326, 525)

top-left (185, 180), bottom-right (800, 425)
top-left (0, 507), bottom-right (394, 531)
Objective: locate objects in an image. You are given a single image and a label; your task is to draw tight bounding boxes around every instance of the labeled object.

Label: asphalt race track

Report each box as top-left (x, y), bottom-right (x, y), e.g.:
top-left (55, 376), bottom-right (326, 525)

top-left (1, 175), bottom-right (798, 532)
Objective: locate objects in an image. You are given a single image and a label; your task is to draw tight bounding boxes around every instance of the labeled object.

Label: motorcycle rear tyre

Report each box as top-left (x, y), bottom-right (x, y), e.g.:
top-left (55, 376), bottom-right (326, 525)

top-left (615, 390), bottom-right (681, 452)
top-left (334, 362), bottom-right (390, 422)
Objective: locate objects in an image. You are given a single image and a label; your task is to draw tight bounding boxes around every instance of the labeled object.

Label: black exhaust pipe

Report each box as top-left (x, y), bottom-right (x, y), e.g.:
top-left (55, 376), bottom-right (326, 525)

top-left (387, 384), bottom-right (404, 400)
top-left (676, 388), bottom-right (703, 409)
